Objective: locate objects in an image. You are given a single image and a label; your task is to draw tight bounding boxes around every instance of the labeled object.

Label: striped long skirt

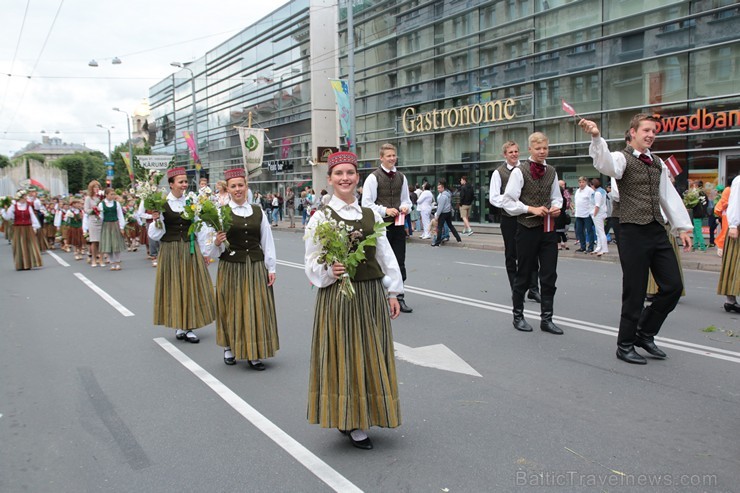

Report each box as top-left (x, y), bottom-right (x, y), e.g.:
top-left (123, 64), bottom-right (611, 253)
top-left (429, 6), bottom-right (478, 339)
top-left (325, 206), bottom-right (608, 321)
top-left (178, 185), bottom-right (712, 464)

top-left (153, 240), bottom-right (216, 330)
top-left (717, 235), bottom-right (740, 296)
top-left (99, 221), bottom-right (125, 253)
top-left (647, 225), bottom-right (686, 296)
top-left (216, 260), bottom-right (279, 360)
top-left (11, 225), bottom-right (42, 270)
top-left (307, 278), bottom-right (401, 431)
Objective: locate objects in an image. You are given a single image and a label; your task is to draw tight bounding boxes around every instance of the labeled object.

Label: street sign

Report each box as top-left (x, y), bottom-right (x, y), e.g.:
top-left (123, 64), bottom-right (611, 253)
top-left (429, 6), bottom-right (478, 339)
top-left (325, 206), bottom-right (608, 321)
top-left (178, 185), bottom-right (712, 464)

top-left (104, 161), bottom-right (114, 166)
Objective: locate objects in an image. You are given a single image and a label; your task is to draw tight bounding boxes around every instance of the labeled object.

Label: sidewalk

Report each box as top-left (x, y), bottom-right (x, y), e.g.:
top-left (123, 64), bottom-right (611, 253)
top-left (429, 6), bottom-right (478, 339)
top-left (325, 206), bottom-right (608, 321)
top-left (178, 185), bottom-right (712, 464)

top-left (274, 220), bottom-right (723, 273)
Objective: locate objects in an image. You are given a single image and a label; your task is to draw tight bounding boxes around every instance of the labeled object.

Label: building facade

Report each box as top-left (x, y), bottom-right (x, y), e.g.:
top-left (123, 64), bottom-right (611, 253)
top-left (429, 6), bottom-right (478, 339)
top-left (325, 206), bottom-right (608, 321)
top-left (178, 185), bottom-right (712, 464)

top-left (149, 0), bottom-right (740, 223)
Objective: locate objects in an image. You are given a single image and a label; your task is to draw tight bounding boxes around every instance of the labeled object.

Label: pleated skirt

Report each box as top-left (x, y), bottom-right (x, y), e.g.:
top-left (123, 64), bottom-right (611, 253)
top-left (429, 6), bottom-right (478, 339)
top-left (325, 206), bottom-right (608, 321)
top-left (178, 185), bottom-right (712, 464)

top-left (153, 240), bottom-right (216, 330)
top-left (36, 228), bottom-right (48, 252)
top-left (307, 278), bottom-right (401, 430)
top-left (67, 226), bottom-right (83, 248)
top-left (4, 222), bottom-right (12, 241)
top-left (717, 235), bottom-right (740, 296)
top-left (12, 225), bottom-right (42, 270)
top-left (647, 226), bottom-right (686, 296)
top-left (99, 221), bottom-right (126, 253)
top-left (216, 260), bottom-right (279, 360)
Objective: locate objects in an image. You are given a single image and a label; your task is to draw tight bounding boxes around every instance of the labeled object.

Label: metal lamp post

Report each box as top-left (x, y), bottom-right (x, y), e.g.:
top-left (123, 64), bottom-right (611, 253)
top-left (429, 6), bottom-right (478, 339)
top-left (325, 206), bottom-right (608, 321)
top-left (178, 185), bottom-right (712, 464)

top-left (112, 107), bottom-right (134, 185)
top-left (96, 124), bottom-right (113, 160)
top-left (170, 62), bottom-right (199, 184)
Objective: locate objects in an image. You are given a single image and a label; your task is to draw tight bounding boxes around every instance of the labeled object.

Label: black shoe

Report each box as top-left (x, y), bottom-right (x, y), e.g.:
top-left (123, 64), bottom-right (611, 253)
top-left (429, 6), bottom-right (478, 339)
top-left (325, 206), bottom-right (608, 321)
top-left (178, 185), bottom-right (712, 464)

top-left (540, 320), bottom-right (563, 335)
top-left (175, 331), bottom-right (186, 341)
top-left (645, 295), bottom-right (655, 303)
top-left (513, 316), bottom-right (533, 332)
top-left (398, 299), bottom-right (413, 313)
top-left (345, 430), bottom-right (373, 450)
top-left (616, 347), bottom-right (647, 365)
top-left (635, 339), bottom-right (667, 358)
top-left (224, 350), bottom-right (236, 365)
top-left (431, 243), bottom-right (440, 247)
top-left (248, 360), bottom-right (266, 371)
top-left (575, 248), bottom-right (586, 252)
top-left (527, 291), bottom-right (541, 303)
top-left (723, 302), bottom-right (740, 313)
top-left (184, 330), bottom-right (199, 343)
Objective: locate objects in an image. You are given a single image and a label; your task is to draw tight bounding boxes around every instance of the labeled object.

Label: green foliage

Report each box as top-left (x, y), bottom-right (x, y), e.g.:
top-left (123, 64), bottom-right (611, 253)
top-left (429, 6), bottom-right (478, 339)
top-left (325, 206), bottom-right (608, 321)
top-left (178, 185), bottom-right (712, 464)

top-left (55, 152), bottom-right (107, 195)
top-left (0, 154), bottom-right (10, 168)
top-left (110, 140), bottom-right (152, 189)
top-left (701, 325), bottom-right (717, 333)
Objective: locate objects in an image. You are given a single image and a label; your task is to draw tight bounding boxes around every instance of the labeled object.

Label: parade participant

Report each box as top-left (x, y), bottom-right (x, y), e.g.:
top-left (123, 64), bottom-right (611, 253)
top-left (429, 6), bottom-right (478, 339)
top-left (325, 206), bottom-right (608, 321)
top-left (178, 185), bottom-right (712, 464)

top-left (580, 114), bottom-right (691, 364)
top-left (2, 190), bottom-right (42, 270)
top-left (97, 188), bottom-right (126, 271)
top-left (28, 189), bottom-right (49, 252)
top-left (502, 132), bottom-right (563, 334)
top-left (207, 167), bottom-right (279, 369)
top-left (305, 151), bottom-right (402, 450)
top-left (214, 180), bottom-right (230, 206)
top-left (717, 175), bottom-right (740, 313)
top-left (149, 167), bottom-right (216, 343)
top-left (84, 180), bottom-right (104, 267)
top-left (489, 140), bottom-right (542, 302)
top-left (66, 198), bottom-right (85, 260)
top-left (361, 143), bottom-right (413, 313)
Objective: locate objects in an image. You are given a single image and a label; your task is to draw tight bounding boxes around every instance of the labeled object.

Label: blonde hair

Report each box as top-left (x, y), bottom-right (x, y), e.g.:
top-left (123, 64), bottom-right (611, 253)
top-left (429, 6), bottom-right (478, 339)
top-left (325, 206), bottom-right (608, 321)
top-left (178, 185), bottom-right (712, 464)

top-left (87, 180), bottom-right (101, 197)
top-left (528, 132), bottom-right (548, 146)
top-left (380, 143), bottom-right (397, 157)
top-left (216, 180), bottom-right (227, 192)
top-left (502, 140), bottom-right (518, 153)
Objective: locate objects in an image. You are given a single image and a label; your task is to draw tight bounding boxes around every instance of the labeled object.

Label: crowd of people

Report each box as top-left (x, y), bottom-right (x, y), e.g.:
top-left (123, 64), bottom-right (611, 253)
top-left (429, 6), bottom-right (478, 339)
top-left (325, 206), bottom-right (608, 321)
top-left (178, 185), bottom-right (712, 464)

top-left (1, 113), bottom-right (739, 448)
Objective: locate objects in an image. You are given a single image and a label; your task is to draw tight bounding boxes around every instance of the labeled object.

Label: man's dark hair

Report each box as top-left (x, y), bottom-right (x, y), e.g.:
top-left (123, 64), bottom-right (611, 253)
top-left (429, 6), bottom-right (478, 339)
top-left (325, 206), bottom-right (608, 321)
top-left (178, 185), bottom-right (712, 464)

top-left (438, 178), bottom-right (447, 188)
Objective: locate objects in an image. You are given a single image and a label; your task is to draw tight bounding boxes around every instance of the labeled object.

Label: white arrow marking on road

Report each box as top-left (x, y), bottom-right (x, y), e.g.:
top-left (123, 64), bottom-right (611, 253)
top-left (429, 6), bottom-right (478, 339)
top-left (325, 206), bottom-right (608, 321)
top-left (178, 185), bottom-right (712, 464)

top-left (394, 342), bottom-right (482, 377)
top-left (46, 250), bottom-right (70, 267)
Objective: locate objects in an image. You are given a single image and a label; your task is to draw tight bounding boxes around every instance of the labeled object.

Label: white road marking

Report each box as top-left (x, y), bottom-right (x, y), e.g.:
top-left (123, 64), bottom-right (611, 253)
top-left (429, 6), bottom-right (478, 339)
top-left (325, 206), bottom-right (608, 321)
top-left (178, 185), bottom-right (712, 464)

top-left (47, 250), bottom-right (69, 267)
top-left (154, 338), bottom-right (363, 493)
top-left (395, 343), bottom-right (482, 377)
top-left (74, 273), bottom-right (135, 317)
top-left (455, 261), bottom-right (506, 269)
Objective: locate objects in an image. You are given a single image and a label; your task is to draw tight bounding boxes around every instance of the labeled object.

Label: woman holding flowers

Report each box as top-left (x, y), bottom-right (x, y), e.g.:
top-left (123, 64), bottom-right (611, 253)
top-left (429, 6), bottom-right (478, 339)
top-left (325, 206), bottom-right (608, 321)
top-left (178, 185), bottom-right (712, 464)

top-left (206, 167), bottom-right (279, 370)
top-left (304, 151), bottom-right (402, 450)
top-left (97, 188), bottom-right (127, 271)
top-left (84, 180), bottom-right (104, 267)
top-left (2, 190), bottom-right (43, 270)
top-left (148, 167), bottom-right (216, 343)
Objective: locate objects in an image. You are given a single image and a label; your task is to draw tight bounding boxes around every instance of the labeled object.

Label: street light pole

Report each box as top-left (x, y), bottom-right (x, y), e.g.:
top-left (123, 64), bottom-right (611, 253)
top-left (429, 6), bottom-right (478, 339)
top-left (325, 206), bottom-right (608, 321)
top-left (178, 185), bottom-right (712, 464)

top-left (112, 107), bottom-right (134, 185)
top-left (170, 62), bottom-right (199, 185)
top-left (96, 123), bottom-right (113, 161)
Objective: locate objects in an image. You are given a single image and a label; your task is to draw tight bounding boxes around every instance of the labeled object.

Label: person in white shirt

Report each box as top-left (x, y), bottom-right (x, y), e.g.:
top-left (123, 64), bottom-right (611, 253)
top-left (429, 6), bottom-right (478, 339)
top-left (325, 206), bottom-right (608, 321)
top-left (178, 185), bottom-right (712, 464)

top-left (580, 114), bottom-right (691, 364)
top-left (97, 188), bottom-right (126, 270)
top-left (305, 151), bottom-right (402, 451)
top-left (718, 175), bottom-right (740, 313)
top-left (206, 167), bottom-right (279, 370)
top-left (573, 176), bottom-right (595, 252)
top-left (590, 178), bottom-right (609, 256)
top-left (416, 182), bottom-right (435, 239)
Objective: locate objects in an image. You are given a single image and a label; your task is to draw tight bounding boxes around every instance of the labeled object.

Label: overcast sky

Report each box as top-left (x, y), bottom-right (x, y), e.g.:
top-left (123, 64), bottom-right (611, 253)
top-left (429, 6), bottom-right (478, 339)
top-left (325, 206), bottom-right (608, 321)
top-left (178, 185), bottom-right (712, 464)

top-left (0, 0), bottom-right (292, 158)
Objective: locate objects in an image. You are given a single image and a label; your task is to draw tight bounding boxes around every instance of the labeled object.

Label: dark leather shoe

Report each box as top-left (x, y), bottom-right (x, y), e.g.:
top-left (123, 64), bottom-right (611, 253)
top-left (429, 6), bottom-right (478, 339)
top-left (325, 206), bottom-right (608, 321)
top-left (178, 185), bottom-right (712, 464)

top-left (224, 351), bottom-right (236, 366)
top-left (723, 302), bottom-right (740, 313)
top-left (248, 360), bottom-right (266, 371)
top-left (184, 331), bottom-right (199, 343)
top-left (616, 347), bottom-right (647, 365)
top-left (540, 320), bottom-right (563, 335)
top-left (398, 299), bottom-right (413, 313)
top-left (527, 291), bottom-right (541, 303)
top-left (430, 243), bottom-right (440, 247)
top-left (346, 430), bottom-right (373, 450)
top-left (635, 339), bottom-right (667, 358)
top-left (513, 316), bottom-right (533, 332)
top-left (175, 332), bottom-right (186, 341)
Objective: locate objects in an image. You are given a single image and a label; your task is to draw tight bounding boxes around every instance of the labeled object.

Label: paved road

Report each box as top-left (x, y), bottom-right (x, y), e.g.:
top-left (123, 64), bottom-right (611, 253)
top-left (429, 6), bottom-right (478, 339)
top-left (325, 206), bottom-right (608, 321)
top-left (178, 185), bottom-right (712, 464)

top-left (1, 234), bottom-right (738, 492)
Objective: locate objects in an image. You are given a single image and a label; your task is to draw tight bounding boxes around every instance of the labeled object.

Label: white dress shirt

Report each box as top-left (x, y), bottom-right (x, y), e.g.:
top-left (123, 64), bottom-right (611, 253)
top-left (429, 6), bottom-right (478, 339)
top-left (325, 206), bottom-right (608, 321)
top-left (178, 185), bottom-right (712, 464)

top-left (727, 175), bottom-right (740, 229)
top-left (589, 136), bottom-right (691, 231)
top-left (574, 186), bottom-right (594, 218)
top-left (502, 159), bottom-right (563, 216)
top-left (304, 195), bottom-right (403, 297)
top-left (2, 201), bottom-right (41, 230)
top-left (489, 161), bottom-right (519, 208)
top-left (147, 192), bottom-right (211, 253)
top-left (416, 190), bottom-right (434, 211)
top-left (97, 199), bottom-right (126, 229)
top-left (361, 166), bottom-right (413, 217)
top-left (204, 200), bottom-right (276, 273)
top-left (592, 188), bottom-right (608, 218)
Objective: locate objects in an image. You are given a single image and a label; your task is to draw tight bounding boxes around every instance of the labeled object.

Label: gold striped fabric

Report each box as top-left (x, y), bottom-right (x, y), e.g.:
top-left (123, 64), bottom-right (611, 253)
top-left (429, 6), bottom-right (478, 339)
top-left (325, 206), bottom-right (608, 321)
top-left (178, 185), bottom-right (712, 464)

top-left (216, 260), bottom-right (279, 360)
top-left (307, 278), bottom-right (401, 431)
top-left (717, 235), bottom-right (740, 295)
top-left (153, 240), bottom-right (216, 330)
top-left (99, 222), bottom-right (126, 253)
top-left (12, 225), bottom-right (42, 270)
top-left (647, 226), bottom-right (685, 296)
top-left (36, 228), bottom-right (48, 252)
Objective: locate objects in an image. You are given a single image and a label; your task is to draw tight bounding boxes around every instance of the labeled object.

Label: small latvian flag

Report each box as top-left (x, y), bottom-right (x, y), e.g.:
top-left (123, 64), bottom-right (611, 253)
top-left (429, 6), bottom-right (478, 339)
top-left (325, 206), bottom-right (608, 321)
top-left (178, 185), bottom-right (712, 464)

top-left (544, 213), bottom-right (555, 233)
top-left (561, 99), bottom-right (577, 117)
top-left (664, 155), bottom-right (683, 177)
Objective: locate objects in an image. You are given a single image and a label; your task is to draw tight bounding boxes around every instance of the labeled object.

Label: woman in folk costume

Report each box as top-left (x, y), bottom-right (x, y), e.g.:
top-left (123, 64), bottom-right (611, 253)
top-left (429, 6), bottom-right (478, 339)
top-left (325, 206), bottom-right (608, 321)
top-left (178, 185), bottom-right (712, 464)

top-left (66, 198), bottom-right (85, 260)
top-left (304, 151), bottom-right (402, 450)
top-left (97, 188), bottom-right (127, 271)
top-left (718, 175), bottom-right (740, 313)
top-left (148, 167), bottom-right (216, 343)
top-left (206, 167), bottom-right (279, 370)
top-left (84, 180), bottom-right (104, 267)
top-left (1, 190), bottom-right (42, 270)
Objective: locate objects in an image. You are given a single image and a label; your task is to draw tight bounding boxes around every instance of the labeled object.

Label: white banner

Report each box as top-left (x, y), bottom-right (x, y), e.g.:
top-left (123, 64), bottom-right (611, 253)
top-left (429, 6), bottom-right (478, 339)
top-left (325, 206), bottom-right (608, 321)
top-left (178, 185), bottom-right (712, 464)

top-left (236, 127), bottom-right (264, 179)
top-left (137, 155), bottom-right (174, 169)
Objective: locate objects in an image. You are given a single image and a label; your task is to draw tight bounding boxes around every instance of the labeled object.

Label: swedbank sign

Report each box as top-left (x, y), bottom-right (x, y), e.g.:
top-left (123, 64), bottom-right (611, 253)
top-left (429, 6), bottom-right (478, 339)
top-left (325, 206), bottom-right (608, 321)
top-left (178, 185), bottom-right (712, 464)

top-left (402, 98), bottom-right (516, 134)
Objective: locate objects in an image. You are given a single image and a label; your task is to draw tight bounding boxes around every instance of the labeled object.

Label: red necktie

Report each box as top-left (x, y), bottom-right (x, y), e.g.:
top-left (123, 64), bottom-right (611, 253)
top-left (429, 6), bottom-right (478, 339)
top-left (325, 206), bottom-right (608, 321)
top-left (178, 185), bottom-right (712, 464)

top-left (638, 154), bottom-right (652, 165)
top-left (529, 161), bottom-right (546, 180)
top-left (386, 170), bottom-right (396, 178)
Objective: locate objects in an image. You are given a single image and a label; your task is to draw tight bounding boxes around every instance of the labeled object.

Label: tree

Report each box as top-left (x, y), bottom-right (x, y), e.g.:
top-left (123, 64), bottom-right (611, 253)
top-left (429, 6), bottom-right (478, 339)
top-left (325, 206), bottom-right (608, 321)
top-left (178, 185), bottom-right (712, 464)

top-left (0, 154), bottom-right (10, 168)
top-left (110, 140), bottom-right (151, 189)
top-left (55, 152), bottom-right (106, 195)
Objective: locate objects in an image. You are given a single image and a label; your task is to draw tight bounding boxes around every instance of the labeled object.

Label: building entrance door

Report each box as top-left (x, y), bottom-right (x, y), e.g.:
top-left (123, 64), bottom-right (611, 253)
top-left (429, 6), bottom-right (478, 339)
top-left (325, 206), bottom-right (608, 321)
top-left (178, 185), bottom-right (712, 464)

top-left (719, 150), bottom-right (740, 186)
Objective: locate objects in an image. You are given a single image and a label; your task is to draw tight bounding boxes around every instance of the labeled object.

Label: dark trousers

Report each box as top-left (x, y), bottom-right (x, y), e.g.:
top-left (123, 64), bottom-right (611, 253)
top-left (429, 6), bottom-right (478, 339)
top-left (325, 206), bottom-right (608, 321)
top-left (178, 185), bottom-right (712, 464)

top-left (617, 222), bottom-right (683, 347)
top-left (501, 215), bottom-right (539, 292)
top-left (512, 226), bottom-right (557, 310)
top-left (435, 212), bottom-right (461, 244)
top-left (605, 216), bottom-right (620, 243)
top-left (385, 223), bottom-right (407, 282)
top-left (575, 216), bottom-right (595, 251)
top-left (708, 214), bottom-right (717, 245)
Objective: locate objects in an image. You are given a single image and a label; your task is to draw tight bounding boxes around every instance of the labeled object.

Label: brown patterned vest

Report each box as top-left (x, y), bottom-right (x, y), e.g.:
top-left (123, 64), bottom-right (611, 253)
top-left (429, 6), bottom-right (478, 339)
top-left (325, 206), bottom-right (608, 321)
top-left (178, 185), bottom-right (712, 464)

top-left (327, 207), bottom-right (384, 282)
top-left (161, 202), bottom-right (191, 242)
top-left (496, 163), bottom-right (514, 217)
top-left (219, 206), bottom-right (265, 263)
top-left (616, 148), bottom-right (663, 225)
top-left (372, 167), bottom-right (405, 217)
top-left (517, 164), bottom-right (557, 229)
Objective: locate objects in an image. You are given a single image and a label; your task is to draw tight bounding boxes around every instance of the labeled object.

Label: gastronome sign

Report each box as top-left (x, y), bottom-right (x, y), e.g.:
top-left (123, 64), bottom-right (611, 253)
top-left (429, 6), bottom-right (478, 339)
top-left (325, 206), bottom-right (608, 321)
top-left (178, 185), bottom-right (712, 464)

top-left (402, 98), bottom-right (517, 134)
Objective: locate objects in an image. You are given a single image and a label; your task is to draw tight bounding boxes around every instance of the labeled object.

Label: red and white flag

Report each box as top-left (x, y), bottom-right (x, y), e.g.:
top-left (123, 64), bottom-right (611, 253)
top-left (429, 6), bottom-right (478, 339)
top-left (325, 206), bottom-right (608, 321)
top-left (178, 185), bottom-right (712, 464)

top-left (561, 99), bottom-right (577, 117)
top-left (544, 213), bottom-right (555, 233)
top-left (664, 155), bottom-right (683, 176)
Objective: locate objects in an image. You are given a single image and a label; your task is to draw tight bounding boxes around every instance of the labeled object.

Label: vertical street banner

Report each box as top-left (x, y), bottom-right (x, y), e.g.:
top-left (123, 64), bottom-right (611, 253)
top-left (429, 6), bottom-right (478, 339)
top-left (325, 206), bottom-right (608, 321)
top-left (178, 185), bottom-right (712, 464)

top-left (120, 152), bottom-right (136, 184)
top-left (329, 79), bottom-right (352, 148)
top-left (236, 127), bottom-right (265, 178)
top-left (182, 131), bottom-right (201, 171)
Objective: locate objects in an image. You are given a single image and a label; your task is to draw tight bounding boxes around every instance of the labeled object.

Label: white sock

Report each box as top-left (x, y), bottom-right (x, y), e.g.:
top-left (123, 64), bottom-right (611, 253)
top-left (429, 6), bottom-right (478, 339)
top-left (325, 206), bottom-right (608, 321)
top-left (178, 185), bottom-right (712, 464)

top-left (224, 348), bottom-right (234, 359)
top-left (176, 329), bottom-right (185, 336)
top-left (349, 429), bottom-right (368, 441)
